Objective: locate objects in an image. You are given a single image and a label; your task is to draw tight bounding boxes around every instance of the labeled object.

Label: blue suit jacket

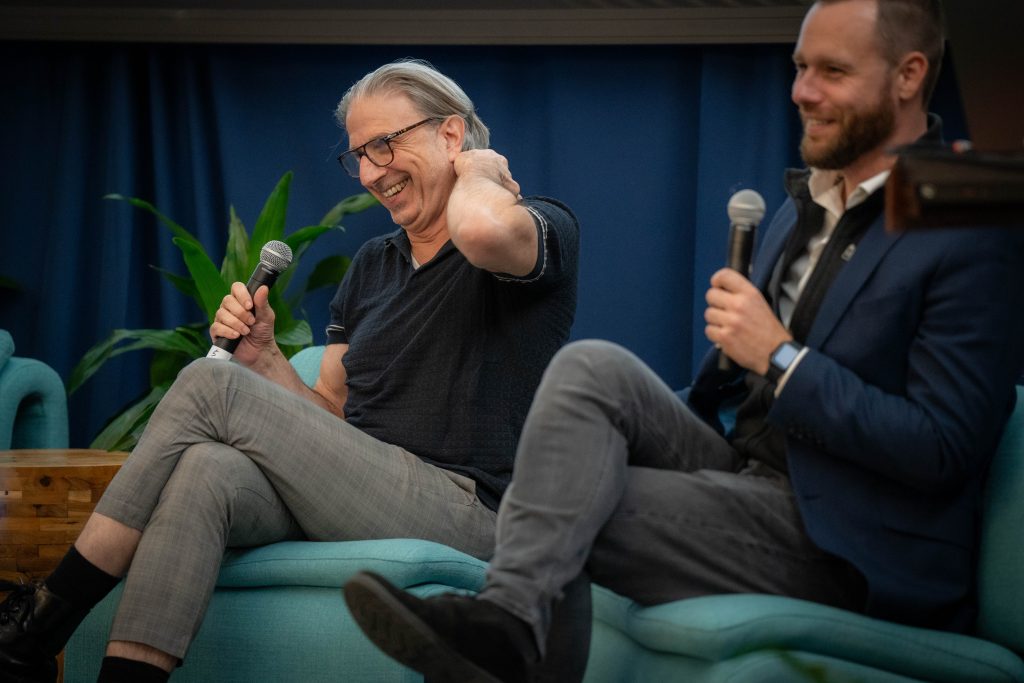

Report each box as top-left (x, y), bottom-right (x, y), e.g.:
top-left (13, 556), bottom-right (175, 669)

top-left (689, 187), bottom-right (1024, 632)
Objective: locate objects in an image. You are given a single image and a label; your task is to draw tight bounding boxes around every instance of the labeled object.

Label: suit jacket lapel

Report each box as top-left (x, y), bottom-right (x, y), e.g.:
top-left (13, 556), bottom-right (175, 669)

top-left (752, 200), bottom-right (795, 292)
top-left (750, 175), bottom-right (905, 349)
top-left (804, 216), bottom-right (904, 348)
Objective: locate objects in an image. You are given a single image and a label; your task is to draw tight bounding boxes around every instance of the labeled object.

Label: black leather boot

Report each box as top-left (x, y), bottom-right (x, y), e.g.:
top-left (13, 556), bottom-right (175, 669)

top-left (344, 571), bottom-right (540, 683)
top-left (0, 581), bottom-right (88, 683)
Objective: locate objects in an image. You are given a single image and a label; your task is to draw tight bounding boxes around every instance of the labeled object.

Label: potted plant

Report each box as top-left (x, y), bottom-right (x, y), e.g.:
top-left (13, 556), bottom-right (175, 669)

top-left (68, 171), bottom-right (377, 451)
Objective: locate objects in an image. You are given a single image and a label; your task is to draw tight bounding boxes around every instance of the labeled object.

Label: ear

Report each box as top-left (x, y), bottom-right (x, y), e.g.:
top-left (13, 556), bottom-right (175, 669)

top-left (439, 115), bottom-right (466, 161)
top-left (895, 51), bottom-right (928, 104)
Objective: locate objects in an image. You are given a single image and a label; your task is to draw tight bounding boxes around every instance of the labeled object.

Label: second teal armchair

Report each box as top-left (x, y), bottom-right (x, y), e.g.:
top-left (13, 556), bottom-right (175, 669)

top-left (0, 329), bottom-right (68, 450)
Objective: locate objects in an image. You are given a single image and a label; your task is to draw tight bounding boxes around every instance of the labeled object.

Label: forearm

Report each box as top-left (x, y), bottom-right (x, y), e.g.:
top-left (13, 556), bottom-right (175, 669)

top-left (771, 339), bottom-right (1016, 494)
top-left (447, 150), bottom-right (537, 275)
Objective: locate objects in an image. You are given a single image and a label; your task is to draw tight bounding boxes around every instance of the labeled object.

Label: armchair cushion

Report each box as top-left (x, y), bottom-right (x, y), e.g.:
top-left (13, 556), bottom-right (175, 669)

top-left (215, 538), bottom-right (486, 592)
top-left (587, 588), bottom-right (1024, 682)
top-left (66, 540), bottom-right (487, 682)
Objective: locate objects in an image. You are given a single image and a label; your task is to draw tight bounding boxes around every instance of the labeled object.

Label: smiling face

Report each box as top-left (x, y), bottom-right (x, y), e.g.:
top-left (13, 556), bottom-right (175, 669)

top-left (791, 0), bottom-right (899, 177)
top-left (345, 91), bottom-right (459, 238)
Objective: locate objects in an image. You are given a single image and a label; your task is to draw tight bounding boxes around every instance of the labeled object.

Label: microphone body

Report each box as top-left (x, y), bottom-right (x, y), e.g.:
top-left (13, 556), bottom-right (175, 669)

top-left (725, 222), bottom-right (755, 278)
top-left (207, 240), bottom-right (293, 360)
top-left (718, 190), bottom-right (766, 371)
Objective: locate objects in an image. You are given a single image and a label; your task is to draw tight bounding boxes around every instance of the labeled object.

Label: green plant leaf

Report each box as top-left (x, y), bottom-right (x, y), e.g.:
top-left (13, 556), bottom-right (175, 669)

top-left (278, 224), bottom-right (343, 295)
top-left (283, 224), bottom-right (336, 252)
top-left (222, 205), bottom-right (250, 286)
top-left (90, 384), bottom-right (169, 452)
top-left (150, 265), bottom-right (202, 310)
top-left (248, 171), bottom-right (292, 269)
top-left (173, 322), bottom-right (210, 347)
top-left (149, 349), bottom-right (194, 388)
top-left (172, 236), bottom-right (227, 323)
top-left (275, 319), bottom-right (313, 347)
top-left (319, 192), bottom-right (378, 226)
top-left (149, 327), bottom-right (209, 387)
top-left (105, 194), bottom-right (201, 248)
top-left (304, 254), bottom-right (352, 294)
top-left (68, 328), bottom-right (206, 394)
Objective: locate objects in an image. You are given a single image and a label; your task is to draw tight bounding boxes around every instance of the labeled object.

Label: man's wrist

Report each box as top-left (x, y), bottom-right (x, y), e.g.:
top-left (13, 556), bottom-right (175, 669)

top-left (765, 340), bottom-right (803, 384)
top-left (249, 342), bottom-right (283, 374)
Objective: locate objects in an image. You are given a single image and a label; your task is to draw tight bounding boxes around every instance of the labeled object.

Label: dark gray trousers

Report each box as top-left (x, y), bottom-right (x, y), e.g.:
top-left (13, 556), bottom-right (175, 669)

top-left (480, 340), bottom-right (865, 655)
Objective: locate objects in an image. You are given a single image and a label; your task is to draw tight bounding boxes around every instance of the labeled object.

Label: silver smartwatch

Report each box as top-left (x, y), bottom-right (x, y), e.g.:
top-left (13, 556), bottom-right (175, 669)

top-left (765, 341), bottom-right (803, 384)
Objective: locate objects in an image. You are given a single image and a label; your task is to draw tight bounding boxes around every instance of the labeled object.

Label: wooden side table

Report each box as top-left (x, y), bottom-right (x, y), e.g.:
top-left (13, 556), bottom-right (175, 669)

top-left (0, 449), bottom-right (129, 584)
top-left (0, 449), bottom-right (129, 683)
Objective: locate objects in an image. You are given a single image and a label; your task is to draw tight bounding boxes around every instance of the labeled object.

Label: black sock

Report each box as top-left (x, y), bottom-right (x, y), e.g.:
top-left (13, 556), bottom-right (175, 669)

top-left (44, 545), bottom-right (120, 610)
top-left (97, 656), bottom-right (170, 683)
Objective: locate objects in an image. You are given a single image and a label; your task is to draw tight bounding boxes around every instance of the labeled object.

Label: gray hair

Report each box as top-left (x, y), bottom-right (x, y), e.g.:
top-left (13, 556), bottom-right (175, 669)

top-left (336, 59), bottom-right (490, 150)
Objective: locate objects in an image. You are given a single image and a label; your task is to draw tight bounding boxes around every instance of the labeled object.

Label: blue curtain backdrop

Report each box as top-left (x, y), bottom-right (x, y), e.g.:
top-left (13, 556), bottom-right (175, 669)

top-left (0, 41), bottom-right (967, 448)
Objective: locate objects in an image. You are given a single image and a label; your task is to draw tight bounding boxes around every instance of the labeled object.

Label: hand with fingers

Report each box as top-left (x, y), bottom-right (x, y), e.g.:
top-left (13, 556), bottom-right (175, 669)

top-left (454, 149), bottom-right (522, 201)
top-left (704, 268), bottom-right (791, 375)
top-left (209, 282), bottom-right (278, 366)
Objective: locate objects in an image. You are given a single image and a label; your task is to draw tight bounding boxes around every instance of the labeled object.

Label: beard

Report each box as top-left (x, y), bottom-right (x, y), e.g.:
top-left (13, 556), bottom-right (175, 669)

top-left (799, 89), bottom-right (897, 170)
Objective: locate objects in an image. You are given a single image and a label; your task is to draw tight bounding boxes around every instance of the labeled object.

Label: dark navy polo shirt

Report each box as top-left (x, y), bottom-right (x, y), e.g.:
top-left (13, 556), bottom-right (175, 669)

top-left (326, 196), bottom-right (579, 510)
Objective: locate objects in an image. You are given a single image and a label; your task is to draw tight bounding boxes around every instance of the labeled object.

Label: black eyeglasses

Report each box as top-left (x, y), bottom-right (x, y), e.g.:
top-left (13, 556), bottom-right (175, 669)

top-left (337, 117), bottom-right (441, 178)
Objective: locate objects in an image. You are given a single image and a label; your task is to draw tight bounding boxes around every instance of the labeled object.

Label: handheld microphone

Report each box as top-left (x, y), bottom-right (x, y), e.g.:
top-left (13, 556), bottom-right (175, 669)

top-left (207, 240), bottom-right (293, 360)
top-left (718, 189), bottom-right (766, 371)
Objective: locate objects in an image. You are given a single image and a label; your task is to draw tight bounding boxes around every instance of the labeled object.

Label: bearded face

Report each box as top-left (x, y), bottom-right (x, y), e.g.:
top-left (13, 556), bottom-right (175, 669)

top-left (799, 73), bottom-right (897, 170)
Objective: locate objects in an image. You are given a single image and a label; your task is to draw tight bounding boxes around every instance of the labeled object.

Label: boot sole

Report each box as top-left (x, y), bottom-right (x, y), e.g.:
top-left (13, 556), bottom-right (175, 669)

top-left (344, 573), bottom-right (501, 683)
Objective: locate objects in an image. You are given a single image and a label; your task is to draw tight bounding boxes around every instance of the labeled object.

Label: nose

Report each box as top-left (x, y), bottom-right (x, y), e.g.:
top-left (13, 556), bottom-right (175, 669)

top-left (791, 70), bottom-right (821, 108)
top-left (359, 155), bottom-right (386, 187)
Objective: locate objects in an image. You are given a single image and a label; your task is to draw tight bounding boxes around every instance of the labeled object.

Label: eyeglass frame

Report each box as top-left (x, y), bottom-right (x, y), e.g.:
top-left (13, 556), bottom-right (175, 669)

top-left (337, 117), bottom-right (443, 178)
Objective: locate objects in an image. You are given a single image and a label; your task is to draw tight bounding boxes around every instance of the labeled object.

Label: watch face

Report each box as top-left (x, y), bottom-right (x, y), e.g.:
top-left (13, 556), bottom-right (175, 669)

top-left (773, 342), bottom-right (801, 369)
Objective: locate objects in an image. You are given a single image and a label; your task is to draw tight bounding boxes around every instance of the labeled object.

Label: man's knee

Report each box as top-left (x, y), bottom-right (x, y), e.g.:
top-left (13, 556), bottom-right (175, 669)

top-left (547, 340), bottom-right (645, 392)
top-left (175, 357), bottom-right (243, 393)
top-left (158, 443), bottom-right (252, 508)
top-left (151, 443), bottom-right (294, 547)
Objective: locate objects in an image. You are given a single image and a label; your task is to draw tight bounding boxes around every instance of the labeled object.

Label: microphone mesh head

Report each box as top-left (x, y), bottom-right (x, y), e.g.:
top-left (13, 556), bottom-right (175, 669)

top-left (727, 189), bottom-right (767, 226)
top-left (260, 240), bottom-right (293, 273)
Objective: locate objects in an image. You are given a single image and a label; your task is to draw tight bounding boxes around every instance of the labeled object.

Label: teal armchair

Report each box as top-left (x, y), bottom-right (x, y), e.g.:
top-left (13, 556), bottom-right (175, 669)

top-left (0, 329), bottom-right (68, 450)
top-left (65, 348), bottom-right (1024, 682)
top-left (588, 385), bottom-right (1024, 682)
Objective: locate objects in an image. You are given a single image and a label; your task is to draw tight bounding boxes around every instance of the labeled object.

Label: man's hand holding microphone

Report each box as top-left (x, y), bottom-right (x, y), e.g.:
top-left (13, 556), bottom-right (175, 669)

top-left (704, 190), bottom-right (792, 375)
top-left (207, 240), bottom-right (292, 366)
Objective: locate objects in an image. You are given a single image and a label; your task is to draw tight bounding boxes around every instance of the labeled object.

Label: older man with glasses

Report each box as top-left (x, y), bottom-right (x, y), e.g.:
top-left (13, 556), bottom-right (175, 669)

top-left (0, 58), bottom-right (579, 683)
